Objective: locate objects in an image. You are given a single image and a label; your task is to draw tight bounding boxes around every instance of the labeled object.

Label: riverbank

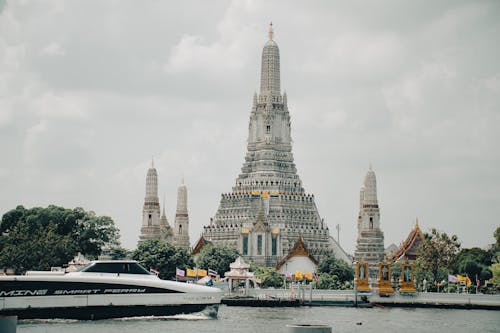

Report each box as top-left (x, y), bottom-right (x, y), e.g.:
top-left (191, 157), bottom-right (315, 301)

top-left (235, 289), bottom-right (500, 310)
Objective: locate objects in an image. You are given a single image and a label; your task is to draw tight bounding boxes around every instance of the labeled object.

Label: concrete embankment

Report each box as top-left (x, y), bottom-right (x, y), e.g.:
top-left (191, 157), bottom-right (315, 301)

top-left (243, 289), bottom-right (500, 310)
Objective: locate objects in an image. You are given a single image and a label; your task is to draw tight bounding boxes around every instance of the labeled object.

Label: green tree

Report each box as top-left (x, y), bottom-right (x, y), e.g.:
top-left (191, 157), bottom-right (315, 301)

top-left (492, 263), bottom-right (500, 285)
top-left (317, 273), bottom-right (339, 289)
top-left (195, 244), bottom-right (239, 277)
top-left (491, 227), bottom-right (500, 264)
top-left (455, 247), bottom-right (492, 270)
top-left (391, 261), bottom-right (402, 282)
top-left (108, 246), bottom-right (130, 260)
top-left (252, 266), bottom-right (284, 288)
top-left (415, 228), bottom-right (460, 283)
top-left (0, 205), bottom-right (120, 273)
top-left (317, 255), bottom-right (354, 283)
top-left (132, 239), bottom-right (193, 280)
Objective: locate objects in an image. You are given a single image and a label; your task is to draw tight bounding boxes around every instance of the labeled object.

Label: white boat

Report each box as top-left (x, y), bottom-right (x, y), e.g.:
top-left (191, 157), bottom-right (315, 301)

top-left (0, 260), bottom-right (222, 320)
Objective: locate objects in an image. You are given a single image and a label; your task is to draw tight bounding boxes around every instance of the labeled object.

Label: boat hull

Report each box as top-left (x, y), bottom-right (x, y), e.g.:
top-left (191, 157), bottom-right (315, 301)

top-left (0, 303), bottom-right (219, 320)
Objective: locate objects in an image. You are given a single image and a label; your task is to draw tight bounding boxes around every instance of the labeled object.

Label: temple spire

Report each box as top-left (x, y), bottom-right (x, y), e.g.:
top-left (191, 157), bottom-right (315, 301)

top-left (139, 162), bottom-right (161, 244)
top-left (174, 178), bottom-right (190, 249)
top-left (260, 23), bottom-right (280, 96)
top-left (362, 164), bottom-right (378, 205)
top-left (161, 193), bottom-right (166, 218)
top-left (355, 165), bottom-right (384, 277)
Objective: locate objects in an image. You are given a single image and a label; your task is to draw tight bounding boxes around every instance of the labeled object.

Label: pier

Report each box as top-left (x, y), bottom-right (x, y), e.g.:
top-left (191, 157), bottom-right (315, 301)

top-left (242, 289), bottom-right (500, 310)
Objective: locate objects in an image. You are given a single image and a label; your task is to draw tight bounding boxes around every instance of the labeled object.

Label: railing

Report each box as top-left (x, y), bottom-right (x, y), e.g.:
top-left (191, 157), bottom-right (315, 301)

top-left (247, 288), bottom-right (500, 307)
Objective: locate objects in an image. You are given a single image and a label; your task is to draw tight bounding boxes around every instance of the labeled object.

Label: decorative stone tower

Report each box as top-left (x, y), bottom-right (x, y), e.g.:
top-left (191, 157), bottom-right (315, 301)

top-left (160, 196), bottom-right (174, 243)
top-left (173, 178), bottom-right (190, 249)
top-left (201, 24), bottom-right (349, 266)
top-left (354, 164), bottom-right (385, 277)
top-left (139, 159), bottom-right (161, 243)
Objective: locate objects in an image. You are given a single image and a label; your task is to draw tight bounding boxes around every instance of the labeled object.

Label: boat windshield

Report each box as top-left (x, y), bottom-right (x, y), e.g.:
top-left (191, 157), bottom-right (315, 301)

top-left (80, 262), bottom-right (153, 275)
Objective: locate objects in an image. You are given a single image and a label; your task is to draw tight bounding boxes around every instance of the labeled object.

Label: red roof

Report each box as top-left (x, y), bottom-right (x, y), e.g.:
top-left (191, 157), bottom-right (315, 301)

top-left (391, 222), bottom-right (425, 262)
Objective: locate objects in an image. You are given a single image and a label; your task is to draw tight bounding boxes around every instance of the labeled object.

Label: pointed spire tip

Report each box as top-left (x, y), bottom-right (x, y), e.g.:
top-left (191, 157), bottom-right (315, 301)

top-left (268, 22), bottom-right (274, 40)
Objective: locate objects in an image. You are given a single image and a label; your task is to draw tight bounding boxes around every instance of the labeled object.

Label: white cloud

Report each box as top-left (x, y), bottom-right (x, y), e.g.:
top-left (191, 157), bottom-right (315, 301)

top-left (40, 42), bottom-right (66, 56)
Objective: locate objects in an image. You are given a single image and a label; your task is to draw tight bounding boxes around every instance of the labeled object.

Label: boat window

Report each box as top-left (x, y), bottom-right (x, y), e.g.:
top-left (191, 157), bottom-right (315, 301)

top-left (128, 263), bottom-right (152, 274)
top-left (81, 262), bottom-right (152, 274)
top-left (83, 263), bottom-right (127, 273)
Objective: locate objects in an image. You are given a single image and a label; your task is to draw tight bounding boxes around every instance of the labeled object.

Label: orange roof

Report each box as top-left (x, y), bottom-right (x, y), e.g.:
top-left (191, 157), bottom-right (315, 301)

top-left (191, 235), bottom-right (212, 255)
top-left (276, 237), bottom-right (318, 270)
top-left (391, 221), bottom-right (425, 262)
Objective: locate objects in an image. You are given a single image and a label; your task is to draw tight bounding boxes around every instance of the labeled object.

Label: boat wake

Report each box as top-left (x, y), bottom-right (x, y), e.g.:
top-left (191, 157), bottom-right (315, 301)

top-left (19, 318), bottom-right (80, 325)
top-left (114, 312), bottom-right (212, 321)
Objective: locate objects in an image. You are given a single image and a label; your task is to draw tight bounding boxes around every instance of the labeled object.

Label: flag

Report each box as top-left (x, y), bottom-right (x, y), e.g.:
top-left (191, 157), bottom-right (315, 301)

top-left (186, 268), bottom-right (197, 277)
top-left (314, 272), bottom-right (319, 284)
top-left (457, 275), bottom-right (472, 287)
top-left (476, 274), bottom-right (480, 287)
top-left (176, 268), bottom-right (185, 277)
top-left (208, 268), bottom-right (217, 276)
top-left (197, 269), bottom-right (207, 277)
top-left (149, 268), bottom-right (160, 275)
top-left (448, 274), bottom-right (458, 283)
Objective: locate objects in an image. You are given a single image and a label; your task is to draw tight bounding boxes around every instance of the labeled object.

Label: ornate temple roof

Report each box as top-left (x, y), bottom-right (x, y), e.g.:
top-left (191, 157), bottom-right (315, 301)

top-left (391, 220), bottom-right (425, 262)
top-left (275, 237), bottom-right (318, 270)
top-left (191, 235), bottom-right (212, 256)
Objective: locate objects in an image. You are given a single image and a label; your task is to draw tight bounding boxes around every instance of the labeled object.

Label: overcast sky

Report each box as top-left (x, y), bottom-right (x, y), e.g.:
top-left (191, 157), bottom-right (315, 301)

top-left (1, 0), bottom-right (499, 253)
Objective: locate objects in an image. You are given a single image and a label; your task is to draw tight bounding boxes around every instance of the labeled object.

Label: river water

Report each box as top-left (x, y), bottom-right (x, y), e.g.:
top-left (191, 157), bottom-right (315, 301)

top-left (17, 305), bottom-right (500, 333)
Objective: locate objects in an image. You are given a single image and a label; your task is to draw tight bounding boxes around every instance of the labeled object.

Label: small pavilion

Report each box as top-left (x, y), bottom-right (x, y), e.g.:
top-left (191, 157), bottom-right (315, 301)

top-left (224, 256), bottom-right (258, 295)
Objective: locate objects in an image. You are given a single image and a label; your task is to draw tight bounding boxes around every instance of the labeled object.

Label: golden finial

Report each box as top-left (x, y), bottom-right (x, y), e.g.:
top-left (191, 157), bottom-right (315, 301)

top-left (268, 22), bottom-right (274, 40)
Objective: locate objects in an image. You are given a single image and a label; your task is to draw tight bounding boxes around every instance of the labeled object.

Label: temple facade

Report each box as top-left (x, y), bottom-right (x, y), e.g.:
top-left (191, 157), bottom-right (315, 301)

top-left (201, 24), bottom-right (348, 267)
top-left (354, 165), bottom-right (385, 277)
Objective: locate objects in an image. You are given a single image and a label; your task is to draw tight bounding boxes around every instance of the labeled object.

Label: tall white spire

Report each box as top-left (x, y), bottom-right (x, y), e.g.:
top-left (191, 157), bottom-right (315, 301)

top-left (174, 178), bottom-right (190, 249)
top-left (145, 162), bottom-right (158, 200)
top-left (355, 164), bottom-right (385, 278)
top-left (139, 160), bottom-right (161, 243)
top-left (260, 23), bottom-right (280, 97)
top-left (176, 179), bottom-right (188, 214)
top-left (362, 164), bottom-right (378, 206)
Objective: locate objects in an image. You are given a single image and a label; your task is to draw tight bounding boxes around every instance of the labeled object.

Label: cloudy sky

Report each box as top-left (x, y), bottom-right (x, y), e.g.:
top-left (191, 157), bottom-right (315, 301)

top-left (1, 0), bottom-right (499, 253)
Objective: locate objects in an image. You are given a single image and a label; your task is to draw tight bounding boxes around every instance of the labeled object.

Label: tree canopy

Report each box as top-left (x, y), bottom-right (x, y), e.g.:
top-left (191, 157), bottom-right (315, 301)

top-left (415, 228), bottom-right (460, 283)
top-left (132, 239), bottom-right (193, 280)
top-left (195, 244), bottom-right (239, 277)
top-left (316, 255), bottom-right (354, 289)
top-left (454, 247), bottom-right (493, 283)
top-left (0, 205), bottom-right (120, 273)
top-left (317, 255), bottom-right (354, 282)
top-left (252, 266), bottom-right (284, 288)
